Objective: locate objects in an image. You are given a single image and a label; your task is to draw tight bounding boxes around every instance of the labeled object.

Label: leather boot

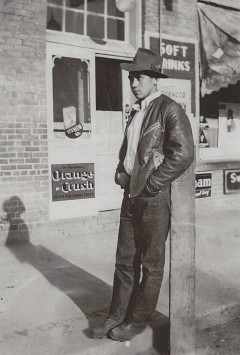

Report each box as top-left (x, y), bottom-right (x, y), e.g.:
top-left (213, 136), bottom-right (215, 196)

top-left (91, 318), bottom-right (122, 339)
top-left (108, 322), bottom-right (145, 342)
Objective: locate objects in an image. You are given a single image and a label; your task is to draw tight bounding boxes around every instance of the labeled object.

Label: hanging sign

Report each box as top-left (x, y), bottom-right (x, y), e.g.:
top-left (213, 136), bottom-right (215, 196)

top-left (224, 169), bottom-right (240, 194)
top-left (195, 173), bottom-right (212, 198)
top-left (51, 163), bottom-right (95, 201)
top-left (65, 122), bottom-right (83, 139)
top-left (63, 106), bottom-right (83, 139)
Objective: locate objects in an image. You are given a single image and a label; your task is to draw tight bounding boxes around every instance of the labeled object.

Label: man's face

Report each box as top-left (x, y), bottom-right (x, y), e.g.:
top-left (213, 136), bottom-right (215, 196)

top-left (128, 72), bottom-right (158, 100)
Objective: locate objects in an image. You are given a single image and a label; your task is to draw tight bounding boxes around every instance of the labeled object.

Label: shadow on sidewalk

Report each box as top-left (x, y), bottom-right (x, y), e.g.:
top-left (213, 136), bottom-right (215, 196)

top-left (3, 196), bottom-right (169, 354)
top-left (3, 196), bottom-right (112, 334)
top-left (6, 242), bottom-right (113, 330)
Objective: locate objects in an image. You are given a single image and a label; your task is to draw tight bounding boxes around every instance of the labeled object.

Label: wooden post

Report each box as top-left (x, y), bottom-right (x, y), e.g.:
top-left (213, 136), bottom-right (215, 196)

top-left (170, 160), bottom-right (196, 355)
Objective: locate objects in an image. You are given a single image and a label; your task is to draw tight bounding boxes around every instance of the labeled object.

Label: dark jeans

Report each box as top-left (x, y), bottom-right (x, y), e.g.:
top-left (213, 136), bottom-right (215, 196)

top-left (109, 187), bottom-right (171, 326)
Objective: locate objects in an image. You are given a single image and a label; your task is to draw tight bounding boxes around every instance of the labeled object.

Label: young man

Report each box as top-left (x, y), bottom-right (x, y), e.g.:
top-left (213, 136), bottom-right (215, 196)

top-left (92, 48), bottom-right (194, 342)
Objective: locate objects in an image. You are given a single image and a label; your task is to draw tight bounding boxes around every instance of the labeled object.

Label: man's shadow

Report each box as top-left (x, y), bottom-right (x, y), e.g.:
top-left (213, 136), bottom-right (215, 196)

top-left (4, 196), bottom-right (169, 353)
top-left (3, 196), bottom-right (112, 335)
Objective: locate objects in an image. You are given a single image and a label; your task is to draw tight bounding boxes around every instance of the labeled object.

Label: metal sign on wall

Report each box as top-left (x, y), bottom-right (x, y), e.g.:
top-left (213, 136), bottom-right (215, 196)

top-left (149, 36), bottom-right (196, 116)
top-left (195, 173), bottom-right (212, 198)
top-left (224, 169), bottom-right (240, 194)
top-left (51, 163), bottom-right (95, 201)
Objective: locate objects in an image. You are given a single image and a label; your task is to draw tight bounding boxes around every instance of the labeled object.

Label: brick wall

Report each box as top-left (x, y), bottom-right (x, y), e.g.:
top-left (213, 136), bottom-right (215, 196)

top-left (0, 0), bottom-right (48, 239)
top-left (143, 0), bottom-right (198, 40)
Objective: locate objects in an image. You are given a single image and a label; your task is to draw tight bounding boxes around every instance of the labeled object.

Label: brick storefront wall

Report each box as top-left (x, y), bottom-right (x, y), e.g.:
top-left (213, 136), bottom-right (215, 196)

top-left (143, 0), bottom-right (198, 40)
top-left (0, 0), bottom-right (48, 237)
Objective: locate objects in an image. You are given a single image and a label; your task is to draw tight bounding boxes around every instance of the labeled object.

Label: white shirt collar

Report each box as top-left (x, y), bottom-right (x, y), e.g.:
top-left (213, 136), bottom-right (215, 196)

top-left (131, 91), bottom-right (162, 112)
top-left (141, 90), bottom-right (162, 110)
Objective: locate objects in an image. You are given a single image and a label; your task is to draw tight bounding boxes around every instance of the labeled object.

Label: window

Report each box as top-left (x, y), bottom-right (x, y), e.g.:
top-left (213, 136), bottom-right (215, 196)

top-left (95, 57), bottom-right (123, 111)
top-left (200, 82), bottom-right (240, 150)
top-left (52, 55), bottom-right (91, 139)
top-left (47, 0), bottom-right (125, 41)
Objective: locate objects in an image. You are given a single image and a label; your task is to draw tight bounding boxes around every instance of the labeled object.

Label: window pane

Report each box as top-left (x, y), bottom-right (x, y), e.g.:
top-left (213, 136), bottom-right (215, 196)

top-left (107, 0), bottom-right (124, 18)
top-left (52, 56), bottom-right (91, 139)
top-left (87, 0), bottom-right (104, 13)
top-left (96, 57), bottom-right (123, 111)
top-left (87, 15), bottom-right (104, 39)
top-left (47, 7), bottom-right (63, 31)
top-left (65, 10), bottom-right (84, 34)
top-left (107, 19), bottom-right (124, 40)
top-left (66, 0), bottom-right (84, 10)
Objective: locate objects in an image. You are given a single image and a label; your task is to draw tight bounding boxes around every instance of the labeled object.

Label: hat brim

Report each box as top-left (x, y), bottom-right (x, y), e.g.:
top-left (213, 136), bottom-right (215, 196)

top-left (120, 62), bottom-right (168, 78)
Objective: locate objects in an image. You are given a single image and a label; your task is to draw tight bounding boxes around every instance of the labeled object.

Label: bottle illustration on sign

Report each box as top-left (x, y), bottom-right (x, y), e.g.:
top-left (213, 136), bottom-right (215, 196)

top-left (226, 109), bottom-right (234, 132)
top-left (199, 115), bottom-right (209, 129)
top-left (199, 129), bottom-right (209, 148)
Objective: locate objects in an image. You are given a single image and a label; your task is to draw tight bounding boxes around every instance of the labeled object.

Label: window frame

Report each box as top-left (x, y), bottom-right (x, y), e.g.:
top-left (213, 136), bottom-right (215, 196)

top-left (46, 0), bottom-right (129, 42)
top-left (46, 42), bottom-right (96, 144)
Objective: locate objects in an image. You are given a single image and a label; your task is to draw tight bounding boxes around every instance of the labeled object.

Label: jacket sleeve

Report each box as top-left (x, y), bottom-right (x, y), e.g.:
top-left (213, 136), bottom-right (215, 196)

top-left (115, 160), bottom-right (125, 185)
top-left (146, 102), bottom-right (194, 193)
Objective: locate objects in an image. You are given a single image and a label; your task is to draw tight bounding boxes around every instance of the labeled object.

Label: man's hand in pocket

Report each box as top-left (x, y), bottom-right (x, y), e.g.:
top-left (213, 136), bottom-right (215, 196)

top-left (116, 172), bottom-right (130, 188)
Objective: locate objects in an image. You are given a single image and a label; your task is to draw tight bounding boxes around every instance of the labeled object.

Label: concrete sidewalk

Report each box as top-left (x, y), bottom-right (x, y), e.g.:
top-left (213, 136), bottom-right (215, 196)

top-left (0, 196), bottom-right (240, 355)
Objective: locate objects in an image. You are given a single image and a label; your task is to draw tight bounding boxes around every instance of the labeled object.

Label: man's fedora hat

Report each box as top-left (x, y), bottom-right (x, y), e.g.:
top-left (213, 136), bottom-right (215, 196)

top-left (120, 48), bottom-right (168, 78)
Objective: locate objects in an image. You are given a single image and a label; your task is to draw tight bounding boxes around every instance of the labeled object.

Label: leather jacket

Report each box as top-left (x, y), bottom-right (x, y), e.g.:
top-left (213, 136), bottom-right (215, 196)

top-left (116, 94), bottom-right (194, 197)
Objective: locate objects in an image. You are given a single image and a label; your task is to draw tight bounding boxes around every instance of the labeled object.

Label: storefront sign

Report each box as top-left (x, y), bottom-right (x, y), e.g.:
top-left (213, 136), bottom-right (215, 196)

top-left (65, 122), bottom-right (83, 139)
top-left (158, 78), bottom-right (191, 114)
top-left (195, 173), bottom-right (212, 198)
top-left (224, 169), bottom-right (240, 194)
top-left (149, 36), bottom-right (196, 115)
top-left (51, 163), bottom-right (95, 201)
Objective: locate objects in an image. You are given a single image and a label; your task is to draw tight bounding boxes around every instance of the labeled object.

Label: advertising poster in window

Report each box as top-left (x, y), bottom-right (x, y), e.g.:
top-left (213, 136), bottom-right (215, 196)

top-left (224, 169), bottom-right (240, 194)
top-left (51, 163), bottom-right (95, 201)
top-left (195, 173), bottom-right (212, 198)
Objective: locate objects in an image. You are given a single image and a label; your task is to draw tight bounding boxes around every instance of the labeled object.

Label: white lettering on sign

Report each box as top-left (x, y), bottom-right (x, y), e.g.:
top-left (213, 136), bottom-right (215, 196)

top-left (195, 178), bottom-right (211, 188)
top-left (162, 58), bottom-right (190, 72)
top-left (160, 90), bottom-right (186, 99)
top-left (230, 173), bottom-right (240, 183)
top-left (52, 170), bottom-right (94, 182)
top-left (195, 189), bottom-right (211, 197)
top-left (62, 181), bottom-right (94, 193)
top-left (180, 103), bottom-right (187, 112)
top-left (161, 43), bottom-right (188, 57)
